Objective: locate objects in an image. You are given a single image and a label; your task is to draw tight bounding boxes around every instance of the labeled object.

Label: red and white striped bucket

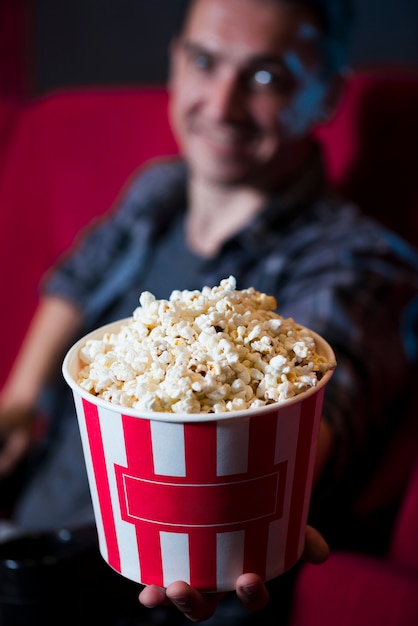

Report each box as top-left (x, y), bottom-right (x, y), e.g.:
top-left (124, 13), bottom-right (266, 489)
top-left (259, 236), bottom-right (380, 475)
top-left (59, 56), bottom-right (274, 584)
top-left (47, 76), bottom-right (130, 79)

top-left (63, 320), bottom-right (335, 591)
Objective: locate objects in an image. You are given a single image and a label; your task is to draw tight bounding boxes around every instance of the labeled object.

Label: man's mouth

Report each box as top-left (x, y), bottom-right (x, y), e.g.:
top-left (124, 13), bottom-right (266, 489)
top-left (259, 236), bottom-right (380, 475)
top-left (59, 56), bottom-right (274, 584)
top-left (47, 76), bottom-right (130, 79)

top-left (195, 123), bottom-right (256, 156)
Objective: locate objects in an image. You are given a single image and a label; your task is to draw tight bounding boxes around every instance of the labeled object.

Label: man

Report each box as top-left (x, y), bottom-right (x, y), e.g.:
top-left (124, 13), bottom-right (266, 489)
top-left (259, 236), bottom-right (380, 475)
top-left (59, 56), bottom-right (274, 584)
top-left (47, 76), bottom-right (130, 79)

top-left (1, 0), bottom-right (417, 623)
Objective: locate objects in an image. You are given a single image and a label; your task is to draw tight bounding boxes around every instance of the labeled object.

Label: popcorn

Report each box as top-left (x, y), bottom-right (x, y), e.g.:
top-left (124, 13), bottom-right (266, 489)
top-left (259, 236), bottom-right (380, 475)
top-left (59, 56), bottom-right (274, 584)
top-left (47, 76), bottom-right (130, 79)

top-left (77, 276), bottom-right (335, 413)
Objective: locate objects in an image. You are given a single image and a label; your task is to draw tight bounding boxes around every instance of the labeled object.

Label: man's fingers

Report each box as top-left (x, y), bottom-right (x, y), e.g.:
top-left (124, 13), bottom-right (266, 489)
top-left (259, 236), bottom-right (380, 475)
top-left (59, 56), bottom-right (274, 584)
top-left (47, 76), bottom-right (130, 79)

top-left (235, 573), bottom-right (270, 612)
top-left (139, 581), bottom-right (224, 622)
top-left (166, 581), bottom-right (225, 622)
top-left (137, 526), bottom-right (328, 622)
top-left (138, 584), bottom-right (171, 608)
top-left (0, 431), bottom-right (29, 475)
top-left (302, 525), bottom-right (330, 564)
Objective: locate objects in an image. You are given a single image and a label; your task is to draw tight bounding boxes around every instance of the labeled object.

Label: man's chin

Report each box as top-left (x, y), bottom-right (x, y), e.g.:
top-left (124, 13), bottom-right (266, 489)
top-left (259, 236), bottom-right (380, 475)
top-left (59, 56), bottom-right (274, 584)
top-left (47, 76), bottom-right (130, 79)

top-left (189, 155), bottom-right (257, 185)
top-left (194, 167), bottom-right (255, 187)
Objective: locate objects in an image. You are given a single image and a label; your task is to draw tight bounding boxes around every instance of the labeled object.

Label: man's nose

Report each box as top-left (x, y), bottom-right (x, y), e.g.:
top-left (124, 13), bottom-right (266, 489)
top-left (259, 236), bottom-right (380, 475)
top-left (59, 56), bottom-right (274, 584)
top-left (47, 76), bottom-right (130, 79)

top-left (207, 75), bottom-right (247, 123)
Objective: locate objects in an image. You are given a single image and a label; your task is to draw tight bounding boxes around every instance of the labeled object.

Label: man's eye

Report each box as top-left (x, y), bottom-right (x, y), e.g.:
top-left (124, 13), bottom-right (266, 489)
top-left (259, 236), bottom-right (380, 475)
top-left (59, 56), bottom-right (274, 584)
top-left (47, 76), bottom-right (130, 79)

top-left (251, 69), bottom-right (292, 93)
top-left (254, 70), bottom-right (275, 85)
top-left (192, 53), bottom-right (213, 70)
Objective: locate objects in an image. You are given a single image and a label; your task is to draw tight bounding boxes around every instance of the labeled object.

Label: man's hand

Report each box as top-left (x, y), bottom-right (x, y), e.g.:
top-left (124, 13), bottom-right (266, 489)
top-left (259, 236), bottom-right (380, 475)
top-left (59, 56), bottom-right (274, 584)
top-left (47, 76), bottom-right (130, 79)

top-left (138, 525), bottom-right (329, 622)
top-left (0, 407), bottom-right (34, 476)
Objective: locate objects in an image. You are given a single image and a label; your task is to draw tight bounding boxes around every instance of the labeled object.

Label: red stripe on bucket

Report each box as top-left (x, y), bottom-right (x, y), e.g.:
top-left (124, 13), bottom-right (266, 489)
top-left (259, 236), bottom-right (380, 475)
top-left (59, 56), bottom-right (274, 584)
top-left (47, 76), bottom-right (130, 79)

top-left (188, 527), bottom-right (217, 590)
top-left (135, 521), bottom-right (164, 587)
top-left (183, 422), bottom-right (220, 590)
top-left (244, 520), bottom-right (269, 578)
top-left (122, 415), bottom-right (154, 476)
top-left (120, 415), bottom-right (164, 583)
top-left (284, 391), bottom-right (322, 570)
top-left (121, 472), bottom-right (279, 526)
top-left (184, 422), bottom-right (217, 481)
top-left (248, 410), bottom-right (279, 475)
top-left (82, 398), bottom-right (121, 572)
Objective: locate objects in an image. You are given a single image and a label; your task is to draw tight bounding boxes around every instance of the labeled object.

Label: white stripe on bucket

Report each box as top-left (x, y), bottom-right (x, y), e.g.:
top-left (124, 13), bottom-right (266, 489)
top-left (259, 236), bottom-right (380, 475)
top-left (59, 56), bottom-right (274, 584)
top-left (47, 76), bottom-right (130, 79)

top-left (297, 394), bottom-right (322, 558)
top-left (74, 394), bottom-right (106, 553)
top-left (268, 404), bottom-right (301, 575)
top-left (151, 421), bottom-right (186, 477)
top-left (217, 418), bottom-right (250, 476)
top-left (217, 530), bottom-right (245, 589)
top-left (98, 406), bottom-right (140, 581)
top-left (160, 531), bottom-right (190, 586)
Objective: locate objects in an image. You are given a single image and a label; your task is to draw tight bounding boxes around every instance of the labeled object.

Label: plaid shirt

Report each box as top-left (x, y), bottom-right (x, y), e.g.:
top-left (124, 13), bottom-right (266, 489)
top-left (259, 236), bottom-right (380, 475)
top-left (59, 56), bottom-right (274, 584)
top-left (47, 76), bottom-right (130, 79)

top-left (44, 149), bottom-right (418, 524)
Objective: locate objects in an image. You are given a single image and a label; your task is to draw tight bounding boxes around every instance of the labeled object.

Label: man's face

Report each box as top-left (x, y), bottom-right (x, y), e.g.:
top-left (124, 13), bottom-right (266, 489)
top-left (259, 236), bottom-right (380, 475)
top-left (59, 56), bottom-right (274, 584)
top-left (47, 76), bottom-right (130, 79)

top-left (169, 0), bottom-right (334, 188)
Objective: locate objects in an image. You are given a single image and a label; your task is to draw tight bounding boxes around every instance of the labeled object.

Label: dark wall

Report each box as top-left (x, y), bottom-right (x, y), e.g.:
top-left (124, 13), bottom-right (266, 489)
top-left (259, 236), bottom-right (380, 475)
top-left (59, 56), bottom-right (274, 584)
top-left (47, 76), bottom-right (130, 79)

top-left (33, 0), bottom-right (180, 92)
top-left (351, 0), bottom-right (418, 67)
top-left (33, 0), bottom-right (418, 95)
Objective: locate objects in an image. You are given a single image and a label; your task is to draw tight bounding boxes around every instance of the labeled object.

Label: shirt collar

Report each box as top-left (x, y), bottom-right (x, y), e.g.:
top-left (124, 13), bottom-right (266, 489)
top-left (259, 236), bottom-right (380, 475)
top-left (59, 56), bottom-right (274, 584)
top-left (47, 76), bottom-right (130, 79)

top-left (147, 143), bottom-right (326, 252)
top-left (223, 142), bottom-right (326, 254)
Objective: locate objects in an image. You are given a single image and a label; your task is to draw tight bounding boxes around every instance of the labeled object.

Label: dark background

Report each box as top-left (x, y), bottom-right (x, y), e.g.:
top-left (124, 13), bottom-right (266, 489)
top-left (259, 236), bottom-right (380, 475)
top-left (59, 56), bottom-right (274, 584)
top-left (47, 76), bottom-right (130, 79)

top-left (31, 0), bottom-right (418, 96)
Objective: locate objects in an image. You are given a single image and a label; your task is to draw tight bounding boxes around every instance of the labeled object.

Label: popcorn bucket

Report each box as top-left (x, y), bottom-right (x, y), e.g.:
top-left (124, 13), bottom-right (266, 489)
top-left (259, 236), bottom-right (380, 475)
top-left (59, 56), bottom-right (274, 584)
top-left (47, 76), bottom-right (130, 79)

top-left (62, 320), bottom-right (335, 592)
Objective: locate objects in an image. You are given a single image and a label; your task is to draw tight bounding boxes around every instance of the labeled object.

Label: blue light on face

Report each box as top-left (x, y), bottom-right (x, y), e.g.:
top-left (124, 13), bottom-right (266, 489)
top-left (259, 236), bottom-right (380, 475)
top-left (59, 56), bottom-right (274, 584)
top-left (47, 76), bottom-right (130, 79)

top-left (298, 22), bottom-right (321, 43)
top-left (298, 19), bottom-right (347, 77)
top-left (278, 51), bottom-right (329, 137)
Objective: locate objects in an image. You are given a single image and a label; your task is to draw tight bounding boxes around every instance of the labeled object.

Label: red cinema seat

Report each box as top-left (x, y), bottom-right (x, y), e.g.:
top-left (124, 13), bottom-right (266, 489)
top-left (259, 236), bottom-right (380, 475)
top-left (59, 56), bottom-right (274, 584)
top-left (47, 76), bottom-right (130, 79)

top-left (0, 88), bottom-right (178, 387)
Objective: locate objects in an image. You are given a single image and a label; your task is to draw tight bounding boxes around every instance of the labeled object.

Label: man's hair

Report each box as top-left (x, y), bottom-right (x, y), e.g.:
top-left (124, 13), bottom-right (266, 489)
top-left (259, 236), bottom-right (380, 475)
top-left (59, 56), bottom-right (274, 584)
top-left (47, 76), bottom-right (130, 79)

top-left (173, 0), bottom-right (354, 74)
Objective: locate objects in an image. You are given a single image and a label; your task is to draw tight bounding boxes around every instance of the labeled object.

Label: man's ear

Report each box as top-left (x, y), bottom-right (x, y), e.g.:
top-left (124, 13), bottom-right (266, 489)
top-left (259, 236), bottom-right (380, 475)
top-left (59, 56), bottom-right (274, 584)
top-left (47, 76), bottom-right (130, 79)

top-left (167, 38), bottom-right (181, 94)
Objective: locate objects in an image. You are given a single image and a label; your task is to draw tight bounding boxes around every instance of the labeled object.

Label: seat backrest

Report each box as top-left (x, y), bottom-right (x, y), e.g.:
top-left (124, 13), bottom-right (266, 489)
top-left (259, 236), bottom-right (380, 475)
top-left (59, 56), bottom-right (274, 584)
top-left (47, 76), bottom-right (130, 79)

top-left (3, 87), bottom-right (178, 255)
top-left (0, 87), bottom-right (178, 387)
top-left (314, 68), bottom-right (418, 246)
top-left (0, 98), bottom-right (19, 166)
top-left (389, 456), bottom-right (418, 572)
top-left (317, 69), bottom-right (418, 564)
